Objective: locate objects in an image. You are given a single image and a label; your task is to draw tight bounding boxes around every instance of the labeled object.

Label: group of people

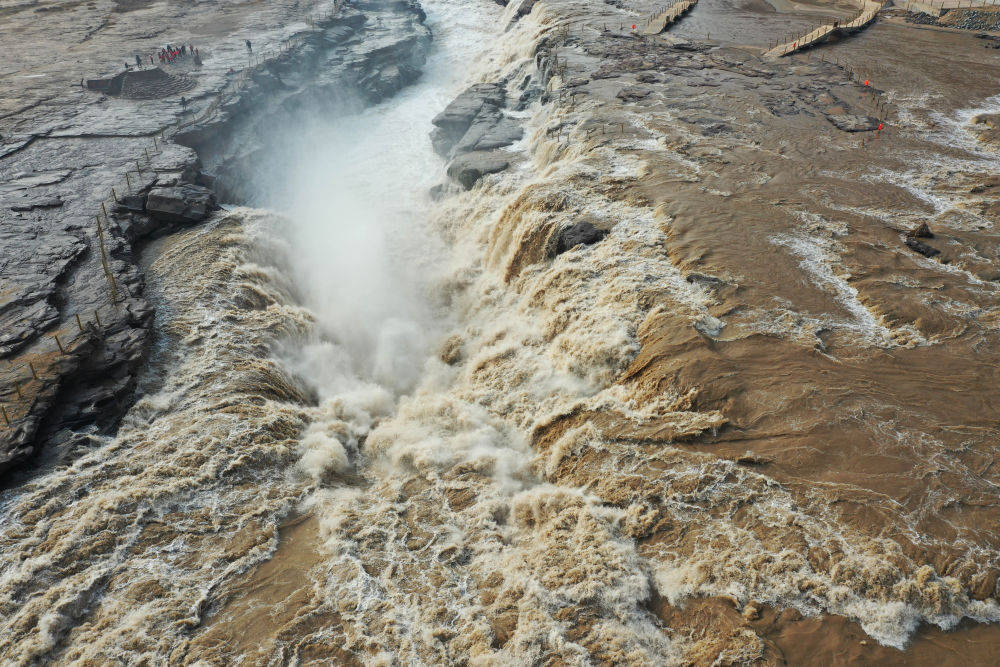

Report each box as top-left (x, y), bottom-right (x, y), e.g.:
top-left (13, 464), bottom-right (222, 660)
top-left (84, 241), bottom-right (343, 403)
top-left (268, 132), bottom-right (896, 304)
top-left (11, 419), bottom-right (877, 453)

top-left (158, 43), bottom-right (199, 65)
top-left (126, 43), bottom-right (201, 72)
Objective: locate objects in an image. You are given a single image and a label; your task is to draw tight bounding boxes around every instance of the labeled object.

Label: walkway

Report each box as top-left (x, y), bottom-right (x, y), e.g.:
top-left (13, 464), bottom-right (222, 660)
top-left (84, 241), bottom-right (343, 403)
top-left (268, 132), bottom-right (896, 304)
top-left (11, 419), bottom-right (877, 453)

top-left (764, 0), bottom-right (882, 57)
top-left (905, 0), bottom-right (1000, 16)
top-left (642, 0), bottom-right (698, 35)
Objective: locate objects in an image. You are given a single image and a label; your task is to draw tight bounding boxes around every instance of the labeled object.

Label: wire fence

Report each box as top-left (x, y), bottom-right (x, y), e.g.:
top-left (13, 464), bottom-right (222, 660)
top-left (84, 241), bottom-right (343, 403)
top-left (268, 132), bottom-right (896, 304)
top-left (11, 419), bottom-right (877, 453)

top-left (906, 0), bottom-right (1000, 9)
top-left (1, 0), bottom-right (347, 430)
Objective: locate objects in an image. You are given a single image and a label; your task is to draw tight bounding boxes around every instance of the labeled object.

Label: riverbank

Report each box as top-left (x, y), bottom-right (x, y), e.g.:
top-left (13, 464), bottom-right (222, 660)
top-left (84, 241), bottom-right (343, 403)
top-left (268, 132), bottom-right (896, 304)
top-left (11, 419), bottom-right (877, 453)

top-left (0, 0), bottom-right (429, 482)
top-left (3, 0), bottom-right (1000, 662)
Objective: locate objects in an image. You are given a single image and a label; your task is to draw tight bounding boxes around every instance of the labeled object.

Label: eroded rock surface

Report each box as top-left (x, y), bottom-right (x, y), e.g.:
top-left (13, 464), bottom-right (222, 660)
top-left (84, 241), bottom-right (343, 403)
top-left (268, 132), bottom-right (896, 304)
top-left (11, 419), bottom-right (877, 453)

top-left (146, 184), bottom-right (218, 223)
top-left (446, 151), bottom-right (511, 189)
top-left (0, 0), bottom-right (431, 481)
top-left (432, 81), bottom-right (523, 189)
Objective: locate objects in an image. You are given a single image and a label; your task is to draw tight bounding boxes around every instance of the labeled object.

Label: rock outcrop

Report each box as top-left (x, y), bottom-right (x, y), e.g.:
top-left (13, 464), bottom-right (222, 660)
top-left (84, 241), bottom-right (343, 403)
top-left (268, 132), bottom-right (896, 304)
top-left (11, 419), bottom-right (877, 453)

top-left (175, 5), bottom-right (431, 203)
top-left (431, 83), bottom-right (506, 157)
top-left (0, 0), bottom-right (432, 482)
top-left (554, 221), bottom-right (609, 255)
top-left (431, 81), bottom-right (523, 189)
top-left (447, 152), bottom-right (511, 190)
top-left (146, 184), bottom-right (218, 223)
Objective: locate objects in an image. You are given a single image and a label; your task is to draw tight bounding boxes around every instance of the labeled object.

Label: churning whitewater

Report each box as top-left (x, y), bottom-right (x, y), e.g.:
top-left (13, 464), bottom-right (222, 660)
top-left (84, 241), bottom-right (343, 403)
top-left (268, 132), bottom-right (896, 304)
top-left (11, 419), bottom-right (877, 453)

top-left (4, 0), bottom-right (1000, 662)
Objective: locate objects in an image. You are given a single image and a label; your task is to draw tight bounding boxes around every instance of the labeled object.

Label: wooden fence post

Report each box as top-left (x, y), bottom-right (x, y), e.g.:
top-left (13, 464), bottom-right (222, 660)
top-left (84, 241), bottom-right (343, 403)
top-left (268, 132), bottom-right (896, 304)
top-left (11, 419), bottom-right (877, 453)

top-left (96, 216), bottom-right (120, 304)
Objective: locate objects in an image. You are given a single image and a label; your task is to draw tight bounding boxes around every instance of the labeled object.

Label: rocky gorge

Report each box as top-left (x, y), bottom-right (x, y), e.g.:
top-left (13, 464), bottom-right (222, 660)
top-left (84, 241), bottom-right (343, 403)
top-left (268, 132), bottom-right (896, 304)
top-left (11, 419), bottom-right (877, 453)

top-left (0, 0), bottom-right (432, 482)
top-left (4, 0), bottom-right (1000, 662)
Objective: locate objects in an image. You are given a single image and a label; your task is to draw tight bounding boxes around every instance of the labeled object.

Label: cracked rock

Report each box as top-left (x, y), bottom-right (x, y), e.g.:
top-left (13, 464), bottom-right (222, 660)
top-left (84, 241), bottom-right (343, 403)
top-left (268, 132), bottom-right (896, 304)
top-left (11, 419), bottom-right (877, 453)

top-left (145, 184), bottom-right (218, 223)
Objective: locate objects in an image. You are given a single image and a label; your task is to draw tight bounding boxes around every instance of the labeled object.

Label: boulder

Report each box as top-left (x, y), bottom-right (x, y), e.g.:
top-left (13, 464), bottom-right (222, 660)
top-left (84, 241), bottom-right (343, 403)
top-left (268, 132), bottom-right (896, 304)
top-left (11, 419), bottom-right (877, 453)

top-left (446, 152), bottom-right (510, 189)
top-left (116, 214), bottom-right (160, 244)
top-left (617, 86), bottom-right (651, 102)
top-left (115, 193), bottom-right (146, 214)
top-left (145, 184), bottom-right (217, 223)
top-left (431, 83), bottom-right (505, 156)
top-left (555, 221), bottom-right (608, 255)
top-left (904, 236), bottom-right (940, 258)
top-left (908, 222), bottom-right (933, 238)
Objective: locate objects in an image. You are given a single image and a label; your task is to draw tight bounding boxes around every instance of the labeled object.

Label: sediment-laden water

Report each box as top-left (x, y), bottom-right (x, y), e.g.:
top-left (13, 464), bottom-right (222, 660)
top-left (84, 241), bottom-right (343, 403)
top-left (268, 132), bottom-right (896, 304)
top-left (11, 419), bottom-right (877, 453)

top-left (3, 0), bottom-right (1000, 663)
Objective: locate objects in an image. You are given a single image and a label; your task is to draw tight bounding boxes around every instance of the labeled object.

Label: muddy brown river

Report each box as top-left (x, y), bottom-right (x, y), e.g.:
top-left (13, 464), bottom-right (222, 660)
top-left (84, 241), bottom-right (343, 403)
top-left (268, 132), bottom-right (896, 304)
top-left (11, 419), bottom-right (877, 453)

top-left (2, 0), bottom-right (1000, 663)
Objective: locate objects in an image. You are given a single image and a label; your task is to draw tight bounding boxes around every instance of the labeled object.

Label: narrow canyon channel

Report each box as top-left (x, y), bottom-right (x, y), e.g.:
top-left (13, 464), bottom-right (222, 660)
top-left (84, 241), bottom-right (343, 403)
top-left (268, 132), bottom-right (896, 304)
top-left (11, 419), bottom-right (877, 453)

top-left (3, 0), bottom-right (1000, 663)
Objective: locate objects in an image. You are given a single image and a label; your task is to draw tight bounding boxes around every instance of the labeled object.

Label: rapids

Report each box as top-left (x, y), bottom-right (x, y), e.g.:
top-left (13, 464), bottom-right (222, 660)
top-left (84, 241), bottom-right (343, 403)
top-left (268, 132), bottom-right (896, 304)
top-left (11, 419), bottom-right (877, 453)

top-left (4, 0), bottom-right (1000, 663)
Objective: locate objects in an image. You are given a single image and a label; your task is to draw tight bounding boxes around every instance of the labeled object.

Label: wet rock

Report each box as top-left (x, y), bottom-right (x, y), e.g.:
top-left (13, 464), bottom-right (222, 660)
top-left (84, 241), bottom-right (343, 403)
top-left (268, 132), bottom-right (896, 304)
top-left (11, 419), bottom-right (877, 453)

top-left (510, 0), bottom-right (539, 21)
top-left (115, 193), bottom-right (146, 214)
top-left (701, 122), bottom-right (731, 136)
top-left (457, 115), bottom-right (524, 153)
top-left (685, 273), bottom-right (728, 291)
top-left (904, 236), bottom-right (941, 258)
top-left (668, 38), bottom-right (704, 51)
top-left (617, 86), bottom-right (651, 101)
top-left (9, 196), bottom-right (63, 211)
top-left (735, 452), bottom-right (773, 466)
top-left (446, 152), bottom-right (510, 189)
top-left (115, 214), bottom-right (159, 244)
top-left (145, 184), bottom-right (218, 223)
top-left (826, 113), bottom-right (879, 132)
top-left (555, 221), bottom-right (608, 254)
top-left (431, 83), bottom-right (505, 157)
